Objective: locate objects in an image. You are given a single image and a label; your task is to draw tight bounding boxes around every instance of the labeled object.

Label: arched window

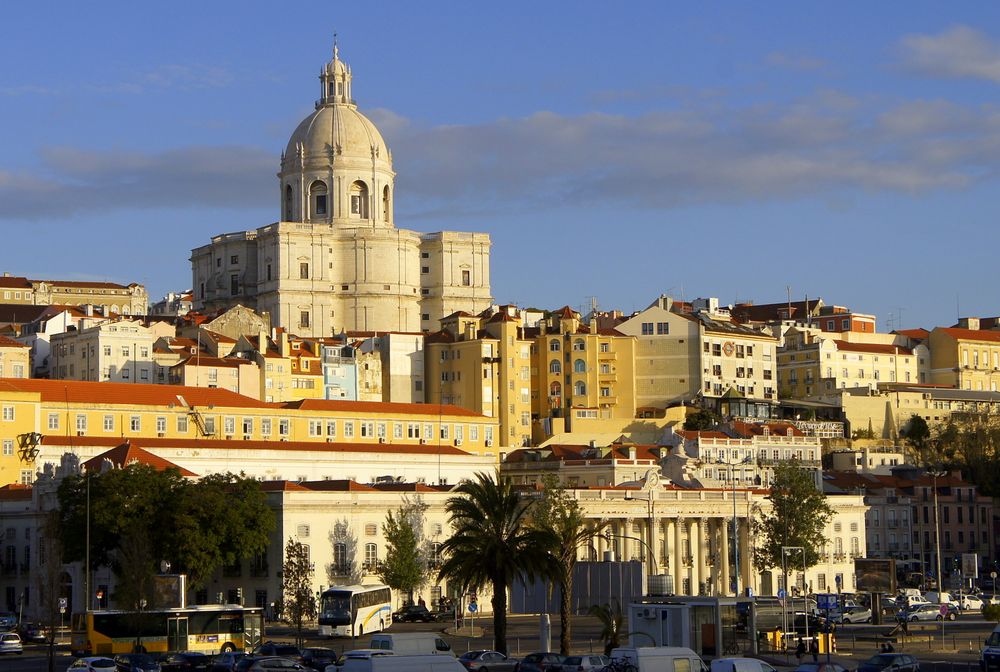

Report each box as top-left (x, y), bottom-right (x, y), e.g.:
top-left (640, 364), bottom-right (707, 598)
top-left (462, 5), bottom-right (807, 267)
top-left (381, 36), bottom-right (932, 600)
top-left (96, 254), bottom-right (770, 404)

top-left (573, 339), bottom-right (585, 351)
top-left (549, 339), bottom-right (560, 352)
top-left (333, 542), bottom-right (347, 570)
top-left (309, 180), bottom-right (328, 218)
top-left (549, 360), bottom-right (561, 374)
top-left (550, 382), bottom-right (562, 398)
top-left (350, 180), bottom-right (369, 218)
top-left (574, 381), bottom-right (587, 396)
top-left (574, 359), bottom-right (586, 374)
top-left (382, 185), bottom-right (390, 222)
top-left (284, 184), bottom-right (294, 220)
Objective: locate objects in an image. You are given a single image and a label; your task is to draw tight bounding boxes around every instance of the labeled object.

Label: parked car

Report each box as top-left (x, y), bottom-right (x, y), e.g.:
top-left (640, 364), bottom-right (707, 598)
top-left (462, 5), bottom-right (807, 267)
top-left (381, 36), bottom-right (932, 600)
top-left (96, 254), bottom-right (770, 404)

top-left (559, 655), bottom-right (609, 672)
top-left (18, 621), bottom-right (47, 643)
top-left (301, 649), bottom-right (339, 672)
top-left (960, 594), bottom-right (985, 610)
top-left (793, 664), bottom-right (848, 672)
top-left (392, 605), bottom-right (437, 623)
top-left (458, 650), bottom-right (519, 672)
top-left (0, 613), bottom-right (16, 631)
top-left (211, 653), bottom-right (249, 672)
top-left (69, 658), bottom-right (119, 672)
top-left (514, 653), bottom-right (565, 672)
top-left (252, 643), bottom-right (304, 664)
top-left (243, 658), bottom-right (309, 672)
top-left (898, 603), bottom-right (953, 622)
top-left (831, 607), bottom-right (871, 624)
top-left (0, 632), bottom-right (23, 655)
top-left (115, 653), bottom-right (161, 672)
top-left (856, 653), bottom-right (920, 672)
top-left (159, 652), bottom-right (212, 672)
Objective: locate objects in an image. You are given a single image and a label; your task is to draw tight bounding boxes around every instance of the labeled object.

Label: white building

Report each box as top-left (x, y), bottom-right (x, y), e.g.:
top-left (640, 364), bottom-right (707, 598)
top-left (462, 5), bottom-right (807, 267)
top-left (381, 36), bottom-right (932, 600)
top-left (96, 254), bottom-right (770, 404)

top-left (191, 43), bottom-right (492, 336)
top-left (50, 319), bottom-right (173, 383)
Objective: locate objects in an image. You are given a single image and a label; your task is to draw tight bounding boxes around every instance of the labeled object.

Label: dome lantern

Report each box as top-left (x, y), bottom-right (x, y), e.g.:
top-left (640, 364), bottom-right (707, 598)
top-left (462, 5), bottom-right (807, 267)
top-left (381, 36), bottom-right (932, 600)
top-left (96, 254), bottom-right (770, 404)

top-left (319, 35), bottom-right (353, 108)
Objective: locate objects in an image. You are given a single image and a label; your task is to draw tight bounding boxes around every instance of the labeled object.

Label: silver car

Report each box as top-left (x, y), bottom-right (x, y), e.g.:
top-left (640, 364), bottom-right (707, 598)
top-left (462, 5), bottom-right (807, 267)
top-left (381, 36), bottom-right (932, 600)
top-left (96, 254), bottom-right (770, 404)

top-left (560, 656), bottom-right (609, 672)
top-left (0, 632), bottom-right (23, 655)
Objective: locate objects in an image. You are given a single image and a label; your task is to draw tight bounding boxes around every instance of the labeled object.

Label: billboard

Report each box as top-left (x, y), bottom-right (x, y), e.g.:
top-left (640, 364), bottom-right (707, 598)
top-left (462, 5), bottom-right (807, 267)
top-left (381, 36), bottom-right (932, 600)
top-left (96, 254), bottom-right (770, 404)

top-left (855, 558), bottom-right (896, 594)
top-left (962, 553), bottom-right (979, 578)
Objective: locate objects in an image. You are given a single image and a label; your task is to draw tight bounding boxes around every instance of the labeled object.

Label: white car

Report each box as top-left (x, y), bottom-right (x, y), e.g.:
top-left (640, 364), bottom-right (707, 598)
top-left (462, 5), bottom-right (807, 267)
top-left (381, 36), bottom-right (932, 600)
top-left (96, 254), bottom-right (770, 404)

top-left (0, 632), bottom-right (23, 655)
top-left (68, 658), bottom-right (118, 672)
top-left (961, 595), bottom-right (985, 610)
top-left (834, 607), bottom-right (872, 624)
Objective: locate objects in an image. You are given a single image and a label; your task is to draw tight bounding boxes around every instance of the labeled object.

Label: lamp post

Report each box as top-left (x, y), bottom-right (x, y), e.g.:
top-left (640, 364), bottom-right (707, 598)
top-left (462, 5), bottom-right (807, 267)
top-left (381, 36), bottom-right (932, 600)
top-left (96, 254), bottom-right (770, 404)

top-left (782, 546), bottom-right (808, 641)
top-left (605, 530), bottom-right (656, 582)
top-left (717, 456), bottom-right (752, 596)
top-left (929, 469), bottom-right (946, 647)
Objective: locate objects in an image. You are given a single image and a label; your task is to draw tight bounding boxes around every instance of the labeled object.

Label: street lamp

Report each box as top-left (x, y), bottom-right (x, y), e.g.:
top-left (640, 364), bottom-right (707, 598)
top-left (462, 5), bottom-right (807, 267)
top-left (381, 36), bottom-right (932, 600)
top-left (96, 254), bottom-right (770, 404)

top-left (717, 456), bottom-right (752, 596)
top-left (604, 530), bottom-right (657, 580)
top-left (929, 469), bottom-right (947, 647)
top-left (782, 546), bottom-right (808, 641)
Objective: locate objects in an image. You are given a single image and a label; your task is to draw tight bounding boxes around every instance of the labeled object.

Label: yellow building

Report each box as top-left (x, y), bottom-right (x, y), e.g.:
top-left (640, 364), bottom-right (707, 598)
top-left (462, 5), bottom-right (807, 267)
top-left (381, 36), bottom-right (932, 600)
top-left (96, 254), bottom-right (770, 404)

top-left (0, 273), bottom-right (148, 314)
top-left (426, 307), bottom-right (532, 452)
top-left (0, 378), bottom-right (499, 487)
top-left (778, 329), bottom-right (920, 399)
top-left (928, 321), bottom-right (1000, 391)
top-left (0, 336), bottom-right (30, 379)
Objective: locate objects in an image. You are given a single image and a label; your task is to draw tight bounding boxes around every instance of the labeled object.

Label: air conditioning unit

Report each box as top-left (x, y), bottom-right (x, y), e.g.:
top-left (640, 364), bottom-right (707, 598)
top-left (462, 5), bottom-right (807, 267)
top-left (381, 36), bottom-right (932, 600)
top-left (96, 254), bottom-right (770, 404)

top-left (485, 440), bottom-right (493, 447)
top-left (454, 439), bottom-right (463, 447)
top-left (326, 437), bottom-right (334, 443)
top-left (157, 432), bottom-right (166, 438)
top-left (379, 437), bottom-right (387, 444)
top-left (77, 431), bottom-right (85, 437)
top-left (280, 437), bottom-right (289, 442)
top-left (225, 435), bottom-right (234, 440)
top-left (243, 435), bottom-right (252, 441)
top-left (420, 439), bottom-right (428, 445)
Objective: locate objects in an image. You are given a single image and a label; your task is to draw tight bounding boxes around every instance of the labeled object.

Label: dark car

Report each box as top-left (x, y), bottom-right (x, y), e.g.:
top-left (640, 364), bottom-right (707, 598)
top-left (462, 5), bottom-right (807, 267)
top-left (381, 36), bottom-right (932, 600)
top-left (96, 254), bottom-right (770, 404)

top-left (793, 664), bottom-right (849, 672)
top-left (210, 653), bottom-right (249, 672)
top-left (252, 644), bottom-right (303, 664)
top-left (115, 654), bottom-right (161, 672)
top-left (159, 653), bottom-right (211, 672)
top-left (392, 605), bottom-right (436, 623)
top-left (459, 650), bottom-right (519, 672)
top-left (856, 653), bottom-right (920, 672)
top-left (514, 653), bottom-right (565, 672)
top-left (242, 658), bottom-right (308, 672)
top-left (300, 648), bottom-right (338, 672)
top-left (18, 621), bottom-right (47, 643)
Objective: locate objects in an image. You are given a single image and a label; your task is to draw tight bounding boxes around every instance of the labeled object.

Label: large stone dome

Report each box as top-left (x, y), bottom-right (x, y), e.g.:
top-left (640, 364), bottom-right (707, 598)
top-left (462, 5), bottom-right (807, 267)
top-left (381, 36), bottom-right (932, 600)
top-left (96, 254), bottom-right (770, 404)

top-left (277, 43), bottom-right (395, 227)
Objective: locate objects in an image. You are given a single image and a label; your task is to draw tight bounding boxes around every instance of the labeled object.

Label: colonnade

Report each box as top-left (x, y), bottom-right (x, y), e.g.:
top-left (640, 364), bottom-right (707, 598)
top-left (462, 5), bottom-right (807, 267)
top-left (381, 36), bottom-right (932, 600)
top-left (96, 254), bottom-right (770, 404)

top-left (591, 515), bottom-right (753, 596)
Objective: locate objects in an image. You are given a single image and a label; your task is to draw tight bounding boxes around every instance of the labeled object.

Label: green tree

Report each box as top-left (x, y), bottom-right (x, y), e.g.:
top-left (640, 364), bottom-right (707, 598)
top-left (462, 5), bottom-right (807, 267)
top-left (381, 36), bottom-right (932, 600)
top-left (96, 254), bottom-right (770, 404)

top-left (533, 474), bottom-right (607, 655)
top-left (57, 466), bottom-right (275, 591)
top-left (378, 505), bottom-right (427, 604)
top-left (752, 461), bottom-right (833, 572)
top-left (587, 602), bottom-right (624, 656)
top-left (35, 512), bottom-right (65, 672)
top-left (683, 408), bottom-right (720, 431)
top-left (902, 414), bottom-right (931, 456)
top-left (437, 471), bottom-right (557, 655)
top-left (113, 522), bottom-right (158, 652)
top-left (281, 538), bottom-right (317, 646)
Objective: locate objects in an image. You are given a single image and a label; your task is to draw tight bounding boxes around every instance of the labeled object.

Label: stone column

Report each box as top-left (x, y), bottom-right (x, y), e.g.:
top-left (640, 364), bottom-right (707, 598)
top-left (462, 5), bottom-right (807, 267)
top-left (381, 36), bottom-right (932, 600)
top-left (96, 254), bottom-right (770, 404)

top-left (624, 518), bottom-right (633, 560)
top-left (691, 518), bottom-right (702, 595)
top-left (596, 521), bottom-right (607, 559)
top-left (649, 518), bottom-right (661, 574)
top-left (721, 517), bottom-right (731, 595)
top-left (673, 517), bottom-right (684, 595)
top-left (739, 518), bottom-right (752, 595)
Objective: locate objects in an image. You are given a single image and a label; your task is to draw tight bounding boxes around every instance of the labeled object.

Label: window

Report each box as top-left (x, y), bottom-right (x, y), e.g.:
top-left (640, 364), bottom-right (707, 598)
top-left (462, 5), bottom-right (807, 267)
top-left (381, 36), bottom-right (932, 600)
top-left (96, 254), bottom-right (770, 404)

top-left (261, 418), bottom-right (272, 436)
top-left (310, 180), bottom-right (328, 217)
top-left (641, 322), bottom-right (653, 335)
top-left (230, 274), bottom-right (239, 296)
top-left (309, 420), bottom-right (322, 437)
top-left (344, 421), bottom-right (355, 438)
top-left (350, 180), bottom-right (369, 217)
top-left (177, 415), bottom-right (189, 433)
top-left (156, 416), bottom-right (167, 434)
top-left (574, 381), bottom-right (587, 395)
top-left (2, 405), bottom-right (13, 421)
top-left (440, 424), bottom-right (450, 440)
top-left (130, 416), bottom-right (141, 432)
top-left (224, 416), bottom-right (236, 435)
top-left (573, 339), bottom-right (585, 351)
top-left (550, 339), bottom-right (560, 352)
top-left (299, 262), bottom-right (310, 279)
top-left (279, 419), bottom-right (290, 436)
top-left (574, 359), bottom-right (586, 373)
top-left (549, 359), bottom-right (561, 374)
top-left (1, 440), bottom-right (12, 456)
top-left (656, 322), bottom-right (669, 335)
top-left (364, 543), bottom-right (378, 567)
top-left (47, 413), bottom-right (59, 430)
top-left (462, 270), bottom-right (471, 286)
top-left (300, 311), bottom-right (310, 328)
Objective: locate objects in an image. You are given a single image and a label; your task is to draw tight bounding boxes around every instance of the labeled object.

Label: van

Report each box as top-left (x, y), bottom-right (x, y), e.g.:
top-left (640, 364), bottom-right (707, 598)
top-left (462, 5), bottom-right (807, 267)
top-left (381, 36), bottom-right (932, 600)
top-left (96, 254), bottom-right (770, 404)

top-left (710, 659), bottom-right (777, 672)
top-left (610, 647), bottom-right (707, 672)
top-left (981, 624), bottom-right (1000, 671)
top-left (339, 654), bottom-right (466, 672)
top-left (923, 592), bottom-right (954, 605)
top-left (369, 633), bottom-right (453, 656)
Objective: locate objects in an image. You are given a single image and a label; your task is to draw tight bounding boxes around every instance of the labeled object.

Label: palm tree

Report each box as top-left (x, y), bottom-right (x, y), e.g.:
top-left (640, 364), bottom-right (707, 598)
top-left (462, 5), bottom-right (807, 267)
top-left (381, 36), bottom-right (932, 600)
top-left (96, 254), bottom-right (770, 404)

top-left (534, 476), bottom-right (608, 655)
top-left (588, 601), bottom-right (624, 655)
top-left (437, 471), bottom-right (557, 655)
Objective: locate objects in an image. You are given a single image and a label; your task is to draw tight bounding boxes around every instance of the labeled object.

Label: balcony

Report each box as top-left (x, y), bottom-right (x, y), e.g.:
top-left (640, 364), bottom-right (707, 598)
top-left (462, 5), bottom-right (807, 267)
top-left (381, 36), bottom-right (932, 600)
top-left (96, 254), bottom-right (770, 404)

top-left (598, 350), bottom-right (617, 361)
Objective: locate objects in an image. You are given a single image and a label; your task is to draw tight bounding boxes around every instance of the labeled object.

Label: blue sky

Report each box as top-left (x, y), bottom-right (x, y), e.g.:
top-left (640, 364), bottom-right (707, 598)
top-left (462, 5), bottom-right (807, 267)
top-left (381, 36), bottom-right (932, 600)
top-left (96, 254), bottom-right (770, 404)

top-left (2, 1), bottom-right (999, 329)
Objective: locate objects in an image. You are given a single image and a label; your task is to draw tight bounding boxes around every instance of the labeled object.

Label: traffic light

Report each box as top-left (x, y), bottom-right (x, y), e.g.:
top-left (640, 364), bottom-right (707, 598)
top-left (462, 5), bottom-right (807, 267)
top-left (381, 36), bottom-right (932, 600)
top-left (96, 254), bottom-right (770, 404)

top-left (236, 587), bottom-right (244, 605)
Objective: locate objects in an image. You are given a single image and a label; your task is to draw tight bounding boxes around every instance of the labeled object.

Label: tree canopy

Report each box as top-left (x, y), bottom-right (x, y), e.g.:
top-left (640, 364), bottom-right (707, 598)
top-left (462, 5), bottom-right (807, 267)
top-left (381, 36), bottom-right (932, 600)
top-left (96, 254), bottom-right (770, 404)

top-left (753, 460), bottom-right (833, 572)
top-left (683, 408), bottom-right (721, 431)
top-left (438, 471), bottom-right (557, 655)
top-left (281, 538), bottom-right (317, 646)
top-left (378, 502), bottom-right (429, 603)
top-left (57, 465), bottom-right (275, 588)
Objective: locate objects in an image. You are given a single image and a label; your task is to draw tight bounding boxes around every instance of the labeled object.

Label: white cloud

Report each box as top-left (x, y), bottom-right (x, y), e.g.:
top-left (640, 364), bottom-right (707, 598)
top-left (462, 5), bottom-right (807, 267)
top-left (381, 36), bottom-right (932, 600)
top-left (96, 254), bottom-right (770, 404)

top-left (899, 26), bottom-right (1000, 83)
top-left (766, 51), bottom-right (828, 72)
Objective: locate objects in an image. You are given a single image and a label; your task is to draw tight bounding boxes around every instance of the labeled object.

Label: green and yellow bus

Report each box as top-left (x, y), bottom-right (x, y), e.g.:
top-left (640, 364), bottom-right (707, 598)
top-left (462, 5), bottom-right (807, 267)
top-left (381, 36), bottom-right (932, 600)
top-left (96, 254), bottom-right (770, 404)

top-left (71, 604), bottom-right (263, 656)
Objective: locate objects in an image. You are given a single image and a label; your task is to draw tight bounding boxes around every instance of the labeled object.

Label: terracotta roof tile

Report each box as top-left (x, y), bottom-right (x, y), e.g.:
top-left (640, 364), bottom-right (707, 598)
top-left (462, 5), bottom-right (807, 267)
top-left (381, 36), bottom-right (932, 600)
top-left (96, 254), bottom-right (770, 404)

top-left (0, 335), bottom-right (28, 348)
top-left (82, 441), bottom-right (197, 476)
top-left (936, 327), bottom-right (1000, 344)
top-left (0, 378), bottom-right (269, 409)
top-left (283, 398), bottom-right (487, 418)
top-left (832, 340), bottom-right (913, 356)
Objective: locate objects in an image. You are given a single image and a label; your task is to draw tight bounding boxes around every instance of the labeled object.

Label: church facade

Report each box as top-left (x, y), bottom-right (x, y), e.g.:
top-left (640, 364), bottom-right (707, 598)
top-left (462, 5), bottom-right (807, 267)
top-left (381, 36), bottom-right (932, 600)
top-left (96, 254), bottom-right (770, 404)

top-left (191, 44), bottom-right (492, 336)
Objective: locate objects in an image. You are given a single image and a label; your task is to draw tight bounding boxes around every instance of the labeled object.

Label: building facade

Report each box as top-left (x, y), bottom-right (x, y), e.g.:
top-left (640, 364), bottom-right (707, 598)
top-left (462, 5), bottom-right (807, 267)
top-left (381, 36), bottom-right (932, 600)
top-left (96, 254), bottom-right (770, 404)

top-left (191, 44), bottom-right (492, 336)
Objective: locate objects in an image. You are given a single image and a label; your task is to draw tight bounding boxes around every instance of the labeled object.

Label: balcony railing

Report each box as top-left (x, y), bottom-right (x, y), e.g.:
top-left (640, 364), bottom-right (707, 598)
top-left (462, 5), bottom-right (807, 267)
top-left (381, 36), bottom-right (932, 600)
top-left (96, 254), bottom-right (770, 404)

top-left (330, 564), bottom-right (351, 576)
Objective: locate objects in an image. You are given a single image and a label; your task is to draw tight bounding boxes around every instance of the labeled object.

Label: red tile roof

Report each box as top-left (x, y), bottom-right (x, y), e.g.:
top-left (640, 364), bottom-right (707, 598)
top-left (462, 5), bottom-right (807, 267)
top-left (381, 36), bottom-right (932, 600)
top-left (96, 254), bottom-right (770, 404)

top-left (0, 276), bottom-right (32, 289)
top-left (894, 328), bottom-right (929, 340)
top-left (40, 434), bottom-right (473, 456)
top-left (283, 398), bottom-right (487, 418)
top-left (0, 483), bottom-right (32, 500)
top-left (0, 335), bottom-right (28, 348)
top-left (675, 430), bottom-right (731, 440)
top-left (730, 420), bottom-right (805, 438)
top-left (832, 340), bottom-right (913, 356)
top-left (177, 355), bottom-right (255, 369)
top-left (82, 441), bottom-right (197, 476)
top-left (0, 378), bottom-right (269, 408)
top-left (935, 327), bottom-right (1000, 344)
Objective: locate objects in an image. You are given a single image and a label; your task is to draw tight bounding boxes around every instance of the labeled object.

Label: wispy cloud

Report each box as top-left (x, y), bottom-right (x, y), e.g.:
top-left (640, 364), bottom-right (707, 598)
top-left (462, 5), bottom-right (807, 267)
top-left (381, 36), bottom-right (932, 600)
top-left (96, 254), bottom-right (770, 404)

top-left (766, 51), bottom-right (828, 72)
top-left (898, 25), bottom-right (1000, 84)
top-left (1, 63), bottom-right (236, 98)
top-left (0, 146), bottom-right (273, 219)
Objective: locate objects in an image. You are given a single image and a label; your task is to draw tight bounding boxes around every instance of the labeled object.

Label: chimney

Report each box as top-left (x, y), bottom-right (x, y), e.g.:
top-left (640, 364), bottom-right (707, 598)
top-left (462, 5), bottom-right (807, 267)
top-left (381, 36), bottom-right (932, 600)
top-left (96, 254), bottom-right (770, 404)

top-left (85, 304), bottom-right (94, 317)
top-left (279, 331), bottom-right (290, 358)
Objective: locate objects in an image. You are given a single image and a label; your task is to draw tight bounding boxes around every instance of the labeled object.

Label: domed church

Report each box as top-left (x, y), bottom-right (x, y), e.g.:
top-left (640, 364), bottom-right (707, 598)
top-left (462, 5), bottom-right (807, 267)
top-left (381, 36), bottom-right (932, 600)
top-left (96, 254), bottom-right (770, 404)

top-left (191, 42), bottom-right (492, 336)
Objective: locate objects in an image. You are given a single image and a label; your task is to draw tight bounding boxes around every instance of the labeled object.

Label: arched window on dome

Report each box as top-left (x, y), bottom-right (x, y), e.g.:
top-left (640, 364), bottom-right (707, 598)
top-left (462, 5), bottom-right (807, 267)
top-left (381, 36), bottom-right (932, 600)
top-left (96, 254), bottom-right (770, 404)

top-left (574, 381), bottom-right (587, 396)
top-left (382, 185), bottom-right (390, 223)
top-left (284, 185), bottom-right (294, 221)
top-left (309, 181), bottom-right (328, 218)
top-left (574, 359), bottom-right (586, 374)
top-left (350, 181), bottom-right (369, 218)
top-left (549, 360), bottom-right (561, 375)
